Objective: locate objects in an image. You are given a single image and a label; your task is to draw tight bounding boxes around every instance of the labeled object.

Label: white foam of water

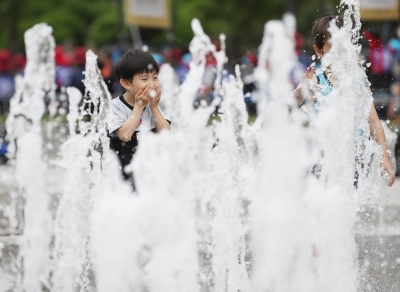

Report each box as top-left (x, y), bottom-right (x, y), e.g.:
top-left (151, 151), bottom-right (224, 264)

top-left (158, 63), bottom-right (180, 120)
top-left (66, 87), bottom-right (82, 137)
top-left (50, 135), bottom-right (91, 291)
top-left (208, 69), bottom-right (255, 292)
top-left (91, 153), bottom-right (139, 292)
top-left (213, 33), bottom-right (228, 98)
top-left (48, 86), bottom-right (93, 291)
top-left (50, 50), bottom-right (125, 292)
top-left (303, 3), bottom-right (387, 290)
top-left (329, 4), bottom-right (394, 290)
top-left (249, 19), bottom-right (317, 292)
top-left (91, 19), bottom-right (220, 292)
top-left (5, 23), bottom-right (56, 291)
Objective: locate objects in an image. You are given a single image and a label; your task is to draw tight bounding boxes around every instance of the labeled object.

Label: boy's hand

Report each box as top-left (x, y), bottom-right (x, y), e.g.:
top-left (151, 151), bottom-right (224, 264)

top-left (135, 85), bottom-right (152, 109)
top-left (149, 84), bottom-right (161, 109)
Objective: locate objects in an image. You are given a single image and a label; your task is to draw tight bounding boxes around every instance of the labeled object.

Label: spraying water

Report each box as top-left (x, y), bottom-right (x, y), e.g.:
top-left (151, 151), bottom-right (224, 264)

top-left (4, 23), bottom-right (56, 292)
top-left (0, 1), bottom-right (396, 291)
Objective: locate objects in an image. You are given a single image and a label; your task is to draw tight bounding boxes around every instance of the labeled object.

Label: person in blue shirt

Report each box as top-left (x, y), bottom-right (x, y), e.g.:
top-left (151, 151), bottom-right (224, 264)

top-left (292, 14), bottom-right (395, 187)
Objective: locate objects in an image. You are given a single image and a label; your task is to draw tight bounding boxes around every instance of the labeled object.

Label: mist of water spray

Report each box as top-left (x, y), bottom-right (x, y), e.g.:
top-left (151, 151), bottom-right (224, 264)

top-left (49, 50), bottom-right (124, 292)
top-left (3, 23), bottom-right (57, 291)
top-left (249, 19), bottom-right (317, 292)
top-left (158, 63), bottom-right (181, 122)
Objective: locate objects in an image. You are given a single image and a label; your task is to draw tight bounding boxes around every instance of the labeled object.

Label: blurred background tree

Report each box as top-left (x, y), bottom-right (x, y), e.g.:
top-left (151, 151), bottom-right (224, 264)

top-left (0, 0), bottom-right (341, 58)
top-left (175, 0), bottom-right (341, 60)
top-left (0, 0), bottom-right (120, 52)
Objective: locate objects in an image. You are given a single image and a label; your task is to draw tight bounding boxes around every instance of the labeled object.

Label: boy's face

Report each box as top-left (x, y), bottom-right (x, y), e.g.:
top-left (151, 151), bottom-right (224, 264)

top-left (123, 70), bottom-right (159, 96)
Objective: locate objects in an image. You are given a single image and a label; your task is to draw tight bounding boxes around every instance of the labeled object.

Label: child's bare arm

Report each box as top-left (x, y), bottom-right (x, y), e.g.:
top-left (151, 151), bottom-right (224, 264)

top-left (292, 67), bottom-right (317, 106)
top-left (151, 107), bottom-right (170, 132)
top-left (369, 103), bottom-right (395, 186)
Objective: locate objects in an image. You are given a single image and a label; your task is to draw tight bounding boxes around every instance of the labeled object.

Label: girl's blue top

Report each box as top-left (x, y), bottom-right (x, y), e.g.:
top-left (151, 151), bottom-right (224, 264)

top-left (314, 71), bottom-right (333, 115)
top-left (315, 71), bottom-right (365, 137)
top-left (316, 71), bottom-right (333, 96)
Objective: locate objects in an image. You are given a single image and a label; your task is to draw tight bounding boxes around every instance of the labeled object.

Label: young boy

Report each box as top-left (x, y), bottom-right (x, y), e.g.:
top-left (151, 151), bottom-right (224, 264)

top-left (109, 49), bottom-right (171, 184)
top-left (293, 14), bottom-right (395, 187)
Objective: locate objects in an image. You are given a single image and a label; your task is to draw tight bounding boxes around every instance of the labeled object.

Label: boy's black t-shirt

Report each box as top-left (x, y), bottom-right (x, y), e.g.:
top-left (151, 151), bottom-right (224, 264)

top-left (108, 93), bottom-right (170, 180)
top-left (109, 129), bottom-right (157, 180)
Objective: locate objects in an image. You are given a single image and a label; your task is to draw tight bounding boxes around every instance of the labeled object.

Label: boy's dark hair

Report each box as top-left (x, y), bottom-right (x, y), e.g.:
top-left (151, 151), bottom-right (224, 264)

top-left (115, 49), bottom-right (159, 81)
top-left (312, 14), bottom-right (344, 50)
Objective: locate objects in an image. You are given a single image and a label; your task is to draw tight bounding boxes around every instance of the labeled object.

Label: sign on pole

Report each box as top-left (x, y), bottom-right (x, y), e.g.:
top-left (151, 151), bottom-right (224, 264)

top-left (124, 0), bottom-right (171, 29)
top-left (360, 0), bottom-right (399, 20)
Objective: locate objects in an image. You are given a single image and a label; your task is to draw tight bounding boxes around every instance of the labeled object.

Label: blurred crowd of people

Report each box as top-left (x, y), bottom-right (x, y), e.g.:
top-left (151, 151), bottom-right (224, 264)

top-left (361, 27), bottom-right (400, 124)
top-left (1, 25), bottom-right (400, 120)
top-left (0, 50), bottom-right (25, 112)
top-left (1, 25), bottom-right (400, 173)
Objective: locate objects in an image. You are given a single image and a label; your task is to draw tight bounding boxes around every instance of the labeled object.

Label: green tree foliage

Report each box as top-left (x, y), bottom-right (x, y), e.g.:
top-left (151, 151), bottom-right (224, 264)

top-left (0, 0), bottom-right (118, 53)
top-left (176, 0), bottom-right (286, 58)
top-left (0, 0), bottom-right (341, 59)
top-left (176, 0), bottom-right (341, 59)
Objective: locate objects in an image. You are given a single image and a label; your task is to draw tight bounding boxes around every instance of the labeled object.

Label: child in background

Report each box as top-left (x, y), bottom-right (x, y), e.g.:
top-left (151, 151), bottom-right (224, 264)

top-left (293, 14), bottom-right (395, 187)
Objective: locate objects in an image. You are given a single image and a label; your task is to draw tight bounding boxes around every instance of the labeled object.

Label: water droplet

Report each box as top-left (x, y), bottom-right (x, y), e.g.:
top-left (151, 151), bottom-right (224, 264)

top-left (58, 108), bottom-right (67, 115)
